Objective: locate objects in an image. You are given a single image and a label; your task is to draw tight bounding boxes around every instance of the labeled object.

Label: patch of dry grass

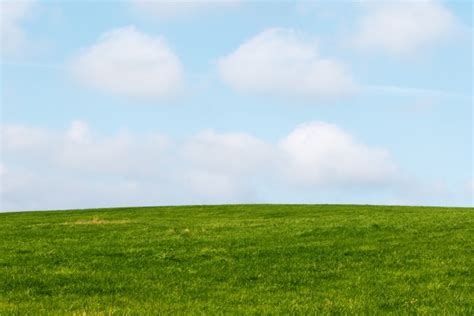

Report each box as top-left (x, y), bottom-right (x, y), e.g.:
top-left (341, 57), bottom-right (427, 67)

top-left (63, 216), bottom-right (132, 225)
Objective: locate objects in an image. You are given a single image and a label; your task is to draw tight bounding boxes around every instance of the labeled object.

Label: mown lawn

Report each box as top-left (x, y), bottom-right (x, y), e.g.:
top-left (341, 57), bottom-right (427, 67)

top-left (0, 204), bottom-right (473, 314)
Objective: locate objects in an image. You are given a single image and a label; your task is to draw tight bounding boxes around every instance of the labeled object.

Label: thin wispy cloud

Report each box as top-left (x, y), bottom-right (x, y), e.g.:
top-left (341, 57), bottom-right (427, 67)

top-left (363, 85), bottom-right (472, 100)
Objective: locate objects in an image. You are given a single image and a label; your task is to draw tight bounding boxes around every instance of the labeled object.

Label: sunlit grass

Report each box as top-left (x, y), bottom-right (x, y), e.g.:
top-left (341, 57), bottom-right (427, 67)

top-left (1, 204), bottom-right (472, 314)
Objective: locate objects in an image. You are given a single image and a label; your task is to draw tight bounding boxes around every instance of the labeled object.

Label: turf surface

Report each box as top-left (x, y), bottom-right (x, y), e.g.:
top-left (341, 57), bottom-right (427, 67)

top-left (0, 204), bottom-right (473, 314)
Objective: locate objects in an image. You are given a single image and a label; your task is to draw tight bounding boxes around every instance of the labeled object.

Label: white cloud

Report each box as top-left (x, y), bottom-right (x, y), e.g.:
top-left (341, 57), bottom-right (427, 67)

top-left (1, 124), bottom-right (55, 153)
top-left (0, 163), bottom-right (6, 177)
top-left (182, 130), bottom-right (273, 175)
top-left (179, 171), bottom-right (257, 204)
top-left (1, 121), bottom-right (265, 210)
top-left (178, 130), bottom-right (273, 203)
top-left (0, 1), bottom-right (35, 56)
top-left (1, 120), bottom-right (401, 211)
top-left (0, 167), bottom-right (153, 211)
top-left (57, 124), bottom-right (170, 176)
top-left (388, 177), bottom-right (474, 207)
top-left (353, 0), bottom-right (458, 55)
top-left (217, 28), bottom-right (356, 100)
top-left (466, 180), bottom-right (474, 197)
top-left (69, 26), bottom-right (184, 99)
top-left (1, 121), bottom-right (169, 176)
top-left (130, 0), bottom-right (240, 19)
top-left (67, 120), bottom-right (91, 143)
top-left (278, 122), bottom-right (398, 188)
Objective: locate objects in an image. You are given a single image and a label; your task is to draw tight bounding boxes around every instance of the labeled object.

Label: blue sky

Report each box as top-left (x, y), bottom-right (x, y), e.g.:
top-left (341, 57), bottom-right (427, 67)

top-left (1, 0), bottom-right (472, 211)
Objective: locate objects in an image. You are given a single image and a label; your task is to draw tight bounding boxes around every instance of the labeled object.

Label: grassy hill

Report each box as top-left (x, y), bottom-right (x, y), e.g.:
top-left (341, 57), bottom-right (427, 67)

top-left (0, 204), bottom-right (472, 314)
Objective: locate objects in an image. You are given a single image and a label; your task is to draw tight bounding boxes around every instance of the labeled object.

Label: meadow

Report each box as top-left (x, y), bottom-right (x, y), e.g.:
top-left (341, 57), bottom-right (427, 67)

top-left (0, 204), bottom-right (472, 314)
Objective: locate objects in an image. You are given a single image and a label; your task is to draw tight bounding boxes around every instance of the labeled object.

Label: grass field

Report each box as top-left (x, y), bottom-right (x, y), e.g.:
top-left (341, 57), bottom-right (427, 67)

top-left (0, 204), bottom-right (473, 314)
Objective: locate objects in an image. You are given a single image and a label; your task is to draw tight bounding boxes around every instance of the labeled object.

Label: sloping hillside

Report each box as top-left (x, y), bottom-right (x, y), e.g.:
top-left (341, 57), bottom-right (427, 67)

top-left (1, 205), bottom-right (472, 314)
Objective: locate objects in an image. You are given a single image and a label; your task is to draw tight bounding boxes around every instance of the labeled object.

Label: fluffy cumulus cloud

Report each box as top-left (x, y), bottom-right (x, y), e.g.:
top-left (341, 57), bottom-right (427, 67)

top-left (217, 28), bottom-right (356, 100)
top-left (2, 121), bottom-right (170, 176)
top-left (1, 120), bottom-right (401, 211)
top-left (279, 122), bottom-right (398, 188)
top-left (57, 122), bottom-right (170, 176)
top-left (69, 26), bottom-right (184, 99)
top-left (0, 0), bottom-right (35, 56)
top-left (353, 0), bottom-right (458, 55)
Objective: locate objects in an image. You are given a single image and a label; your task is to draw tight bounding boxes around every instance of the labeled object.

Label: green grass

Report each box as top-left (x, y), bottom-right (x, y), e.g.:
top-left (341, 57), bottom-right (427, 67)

top-left (0, 204), bottom-right (473, 314)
